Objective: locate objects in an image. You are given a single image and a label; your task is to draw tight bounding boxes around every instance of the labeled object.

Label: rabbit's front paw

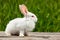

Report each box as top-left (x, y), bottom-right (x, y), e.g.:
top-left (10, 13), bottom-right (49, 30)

top-left (19, 31), bottom-right (24, 36)
top-left (5, 32), bottom-right (11, 36)
top-left (19, 33), bottom-right (24, 36)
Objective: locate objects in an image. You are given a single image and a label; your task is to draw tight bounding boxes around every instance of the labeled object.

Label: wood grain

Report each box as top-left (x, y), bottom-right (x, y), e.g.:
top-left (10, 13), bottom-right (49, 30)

top-left (0, 31), bottom-right (60, 40)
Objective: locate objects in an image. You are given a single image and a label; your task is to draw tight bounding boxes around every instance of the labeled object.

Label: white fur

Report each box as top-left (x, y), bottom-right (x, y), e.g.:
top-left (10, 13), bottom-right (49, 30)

top-left (5, 4), bottom-right (37, 36)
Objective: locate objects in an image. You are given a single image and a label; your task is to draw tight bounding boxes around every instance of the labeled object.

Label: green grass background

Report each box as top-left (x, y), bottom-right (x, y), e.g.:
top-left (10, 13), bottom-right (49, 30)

top-left (0, 0), bottom-right (60, 32)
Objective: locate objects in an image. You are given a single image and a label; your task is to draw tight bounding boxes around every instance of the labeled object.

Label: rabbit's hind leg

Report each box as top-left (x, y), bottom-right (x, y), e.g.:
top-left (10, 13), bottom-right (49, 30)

top-left (11, 32), bottom-right (19, 36)
top-left (5, 31), bottom-right (11, 36)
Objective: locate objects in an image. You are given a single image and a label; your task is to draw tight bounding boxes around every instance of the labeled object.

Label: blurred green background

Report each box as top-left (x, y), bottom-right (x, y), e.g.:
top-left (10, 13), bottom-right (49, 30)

top-left (0, 0), bottom-right (60, 32)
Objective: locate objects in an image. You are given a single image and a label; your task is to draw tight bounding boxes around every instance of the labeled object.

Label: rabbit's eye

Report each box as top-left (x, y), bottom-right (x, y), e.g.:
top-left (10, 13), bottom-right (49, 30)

top-left (31, 16), bottom-right (34, 17)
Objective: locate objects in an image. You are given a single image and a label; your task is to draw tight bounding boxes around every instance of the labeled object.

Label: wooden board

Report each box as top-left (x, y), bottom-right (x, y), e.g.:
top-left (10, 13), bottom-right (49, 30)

top-left (0, 31), bottom-right (60, 40)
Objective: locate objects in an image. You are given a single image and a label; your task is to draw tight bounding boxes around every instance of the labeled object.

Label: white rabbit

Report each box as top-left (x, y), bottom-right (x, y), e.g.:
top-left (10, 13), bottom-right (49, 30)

top-left (5, 4), bottom-right (37, 36)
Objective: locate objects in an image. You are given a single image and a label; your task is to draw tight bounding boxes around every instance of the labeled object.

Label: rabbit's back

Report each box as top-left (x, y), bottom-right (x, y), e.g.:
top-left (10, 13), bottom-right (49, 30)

top-left (5, 18), bottom-right (24, 33)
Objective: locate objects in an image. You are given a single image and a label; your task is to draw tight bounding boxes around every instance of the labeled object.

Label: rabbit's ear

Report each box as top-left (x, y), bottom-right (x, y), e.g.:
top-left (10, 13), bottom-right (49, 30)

top-left (19, 4), bottom-right (28, 16)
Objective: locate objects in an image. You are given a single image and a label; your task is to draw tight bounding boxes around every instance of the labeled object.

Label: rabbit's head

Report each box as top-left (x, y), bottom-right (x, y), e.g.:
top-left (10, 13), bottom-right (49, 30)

top-left (19, 4), bottom-right (37, 22)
